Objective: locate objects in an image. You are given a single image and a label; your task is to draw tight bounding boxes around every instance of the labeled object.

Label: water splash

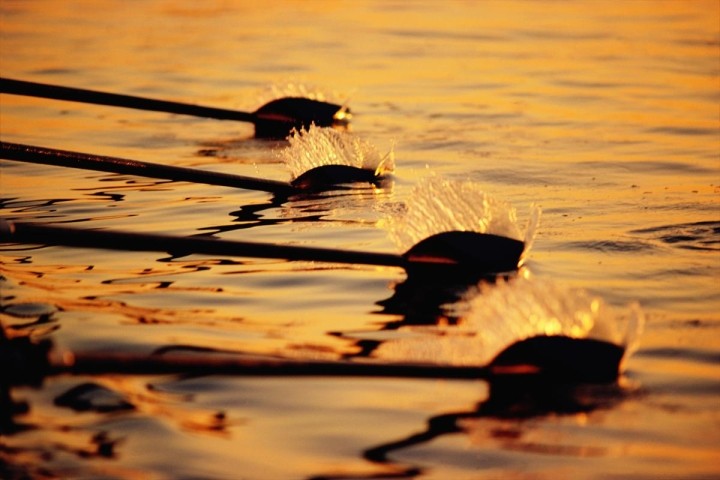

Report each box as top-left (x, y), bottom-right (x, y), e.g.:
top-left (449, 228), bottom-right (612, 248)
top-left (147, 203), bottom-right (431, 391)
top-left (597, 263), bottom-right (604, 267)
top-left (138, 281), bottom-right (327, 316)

top-left (278, 125), bottom-right (394, 180)
top-left (521, 203), bottom-right (542, 260)
top-left (374, 274), bottom-right (644, 367)
top-left (384, 176), bottom-right (540, 252)
top-left (260, 80), bottom-right (349, 105)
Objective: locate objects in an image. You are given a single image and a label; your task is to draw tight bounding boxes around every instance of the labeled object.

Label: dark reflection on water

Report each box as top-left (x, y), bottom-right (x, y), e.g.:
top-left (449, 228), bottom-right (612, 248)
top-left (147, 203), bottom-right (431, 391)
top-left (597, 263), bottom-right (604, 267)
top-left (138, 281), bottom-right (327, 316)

top-left (307, 381), bottom-right (633, 480)
top-left (190, 185), bottom-right (392, 236)
top-left (0, 197), bottom-right (74, 216)
top-left (54, 382), bottom-right (135, 413)
top-left (336, 270), bottom-right (498, 359)
top-left (365, 381), bottom-right (628, 462)
top-left (630, 220), bottom-right (720, 251)
top-left (211, 199), bottom-right (287, 232)
top-left (382, 273), bottom-right (512, 325)
top-left (86, 190), bottom-right (127, 202)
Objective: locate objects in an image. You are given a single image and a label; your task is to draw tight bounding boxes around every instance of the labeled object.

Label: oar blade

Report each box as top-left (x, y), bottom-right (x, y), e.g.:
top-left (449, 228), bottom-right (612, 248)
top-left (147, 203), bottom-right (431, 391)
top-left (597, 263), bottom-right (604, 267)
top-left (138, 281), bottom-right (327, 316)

top-left (253, 97), bottom-right (349, 138)
top-left (403, 231), bottom-right (525, 277)
top-left (490, 335), bottom-right (625, 383)
top-left (290, 164), bottom-right (382, 191)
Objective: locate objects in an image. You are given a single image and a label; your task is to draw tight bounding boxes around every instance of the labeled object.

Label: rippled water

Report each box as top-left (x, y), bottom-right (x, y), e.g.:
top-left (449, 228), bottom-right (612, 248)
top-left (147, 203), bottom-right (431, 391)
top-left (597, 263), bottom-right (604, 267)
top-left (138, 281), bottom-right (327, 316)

top-left (1, 1), bottom-right (719, 479)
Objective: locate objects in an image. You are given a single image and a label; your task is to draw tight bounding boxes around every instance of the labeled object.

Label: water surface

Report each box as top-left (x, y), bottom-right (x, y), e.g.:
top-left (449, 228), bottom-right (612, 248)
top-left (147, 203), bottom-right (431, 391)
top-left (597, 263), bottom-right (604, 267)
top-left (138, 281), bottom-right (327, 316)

top-left (1, 1), bottom-right (719, 478)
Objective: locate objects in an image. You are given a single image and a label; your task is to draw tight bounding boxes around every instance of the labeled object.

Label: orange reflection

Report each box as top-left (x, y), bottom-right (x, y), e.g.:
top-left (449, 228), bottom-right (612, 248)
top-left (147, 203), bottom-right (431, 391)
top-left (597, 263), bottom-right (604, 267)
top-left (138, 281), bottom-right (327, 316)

top-left (1, 1), bottom-right (719, 479)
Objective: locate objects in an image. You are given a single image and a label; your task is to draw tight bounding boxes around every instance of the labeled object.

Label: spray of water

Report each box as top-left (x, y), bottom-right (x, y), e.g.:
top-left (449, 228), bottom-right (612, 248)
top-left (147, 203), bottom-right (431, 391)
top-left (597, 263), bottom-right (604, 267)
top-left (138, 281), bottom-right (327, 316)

top-left (383, 176), bottom-right (540, 253)
top-left (260, 80), bottom-right (349, 105)
top-left (521, 202), bottom-right (542, 260)
top-left (279, 125), bottom-right (395, 180)
top-left (374, 273), bottom-right (644, 367)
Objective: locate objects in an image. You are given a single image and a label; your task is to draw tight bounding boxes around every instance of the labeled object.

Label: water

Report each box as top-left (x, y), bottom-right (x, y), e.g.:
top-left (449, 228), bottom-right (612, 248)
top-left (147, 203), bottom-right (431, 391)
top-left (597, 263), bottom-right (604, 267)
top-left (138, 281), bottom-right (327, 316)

top-left (1, 0), bottom-right (719, 478)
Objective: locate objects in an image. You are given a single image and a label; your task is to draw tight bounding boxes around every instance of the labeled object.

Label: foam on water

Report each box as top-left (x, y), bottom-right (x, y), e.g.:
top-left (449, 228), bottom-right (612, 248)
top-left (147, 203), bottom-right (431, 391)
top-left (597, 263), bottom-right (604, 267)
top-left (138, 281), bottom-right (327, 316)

top-left (374, 273), bottom-right (645, 367)
top-left (383, 176), bottom-right (541, 252)
top-left (279, 125), bottom-right (394, 180)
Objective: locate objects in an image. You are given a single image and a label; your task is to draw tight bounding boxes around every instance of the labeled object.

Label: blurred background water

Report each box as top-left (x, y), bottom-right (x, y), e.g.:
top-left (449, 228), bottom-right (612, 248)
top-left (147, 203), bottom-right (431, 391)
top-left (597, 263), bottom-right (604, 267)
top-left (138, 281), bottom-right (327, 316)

top-left (1, 1), bottom-right (718, 478)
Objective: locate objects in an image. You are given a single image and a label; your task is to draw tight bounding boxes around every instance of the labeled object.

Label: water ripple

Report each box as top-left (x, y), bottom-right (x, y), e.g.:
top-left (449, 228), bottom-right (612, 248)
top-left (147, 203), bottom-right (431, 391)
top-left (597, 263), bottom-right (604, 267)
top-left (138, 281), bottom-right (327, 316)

top-left (646, 126), bottom-right (720, 136)
top-left (636, 347), bottom-right (720, 365)
top-left (564, 240), bottom-right (656, 254)
top-left (630, 220), bottom-right (720, 251)
top-left (574, 160), bottom-right (715, 175)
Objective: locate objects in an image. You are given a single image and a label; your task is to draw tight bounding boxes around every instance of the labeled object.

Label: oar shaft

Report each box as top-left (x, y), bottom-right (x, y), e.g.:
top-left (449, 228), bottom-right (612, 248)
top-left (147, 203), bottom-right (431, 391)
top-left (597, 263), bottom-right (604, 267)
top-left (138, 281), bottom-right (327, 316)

top-left (0, 77), bottom-right (256, 122)
top-left (0, 221), bottom-right (406, 269)
top-left (59, 352), bottom-right (492, 379)
top-left (0, 141), bottom-right (295, 195)
top-left (1, 325), bottom-right (622, 385)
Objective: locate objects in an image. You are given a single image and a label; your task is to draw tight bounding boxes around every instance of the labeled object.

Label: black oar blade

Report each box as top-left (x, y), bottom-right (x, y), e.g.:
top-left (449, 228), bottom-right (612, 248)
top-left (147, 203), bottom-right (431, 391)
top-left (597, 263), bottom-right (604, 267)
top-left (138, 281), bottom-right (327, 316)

top-left (253, 97), bottom-right (348, 138)
top-left (490, 335), bottom-right (625, 383)
top-left (403, 231), bottom-right (525, 276)
top-left (291, 164), bottom-right (381, 191)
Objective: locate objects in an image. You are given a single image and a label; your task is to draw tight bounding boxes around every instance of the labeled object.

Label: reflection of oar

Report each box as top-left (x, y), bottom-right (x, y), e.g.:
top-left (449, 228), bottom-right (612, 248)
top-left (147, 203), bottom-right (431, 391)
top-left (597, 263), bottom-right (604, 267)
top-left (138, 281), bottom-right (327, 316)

top-left (0, 142), bottom-right (382, 195)
top-left (0, 220), bottom-right (525, 276)
top-left (2, 334), bottom-right (624, 385)
top-left (0, 77), bottom-right (350, 139)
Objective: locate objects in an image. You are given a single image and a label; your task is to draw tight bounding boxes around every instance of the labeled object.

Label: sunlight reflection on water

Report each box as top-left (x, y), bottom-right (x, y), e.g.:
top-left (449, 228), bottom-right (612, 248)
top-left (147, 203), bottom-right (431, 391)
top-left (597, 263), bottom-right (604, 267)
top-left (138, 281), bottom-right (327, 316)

top-left (1, 0), bottom-right (719, 478)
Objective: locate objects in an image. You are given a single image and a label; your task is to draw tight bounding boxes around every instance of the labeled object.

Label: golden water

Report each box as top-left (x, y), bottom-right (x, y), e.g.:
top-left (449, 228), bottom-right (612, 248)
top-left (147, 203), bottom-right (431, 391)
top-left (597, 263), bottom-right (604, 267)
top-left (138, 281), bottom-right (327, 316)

top-left (1, 1), bottom-right (719, 478)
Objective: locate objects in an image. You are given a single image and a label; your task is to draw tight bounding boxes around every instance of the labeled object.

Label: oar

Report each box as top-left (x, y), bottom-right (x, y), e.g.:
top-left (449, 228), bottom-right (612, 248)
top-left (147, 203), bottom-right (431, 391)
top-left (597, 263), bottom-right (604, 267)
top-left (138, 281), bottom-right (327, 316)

top-left (1, 332), bottom-right (624, 385)
top-left (0, 77), bottom-right (350, 139)
top-left (0, 141), bottom-right (381, 195)
top-left (0, 220), bottom-right (525, 276)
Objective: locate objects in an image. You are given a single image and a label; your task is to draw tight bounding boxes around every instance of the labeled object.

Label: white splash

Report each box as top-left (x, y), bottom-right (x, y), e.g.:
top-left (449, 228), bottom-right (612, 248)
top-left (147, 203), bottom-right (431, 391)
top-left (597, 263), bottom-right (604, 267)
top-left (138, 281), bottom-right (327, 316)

top-left (521, 203), bottom-right (542, 260)
top-left (384, 176), bottom-right (540, 252)
top-left (373, 274), bottom-right (644, 367)
top-left (279, 125), bottom-right (395, 180)
top-left (259, 80), bottom-right (350, 106)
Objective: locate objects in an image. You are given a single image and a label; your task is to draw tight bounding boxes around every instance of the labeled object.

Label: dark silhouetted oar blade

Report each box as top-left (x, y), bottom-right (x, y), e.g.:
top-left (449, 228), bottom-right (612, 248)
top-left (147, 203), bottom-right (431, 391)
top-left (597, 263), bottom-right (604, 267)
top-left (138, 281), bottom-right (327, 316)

top-left (403, 231), bottom-right (525, 275)
top-left (253, 97), bottom-right (348, 138)
top-left (490, 336), bottom-right (625, 382)
top-left (291, 164), bottom-right (379, 190)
